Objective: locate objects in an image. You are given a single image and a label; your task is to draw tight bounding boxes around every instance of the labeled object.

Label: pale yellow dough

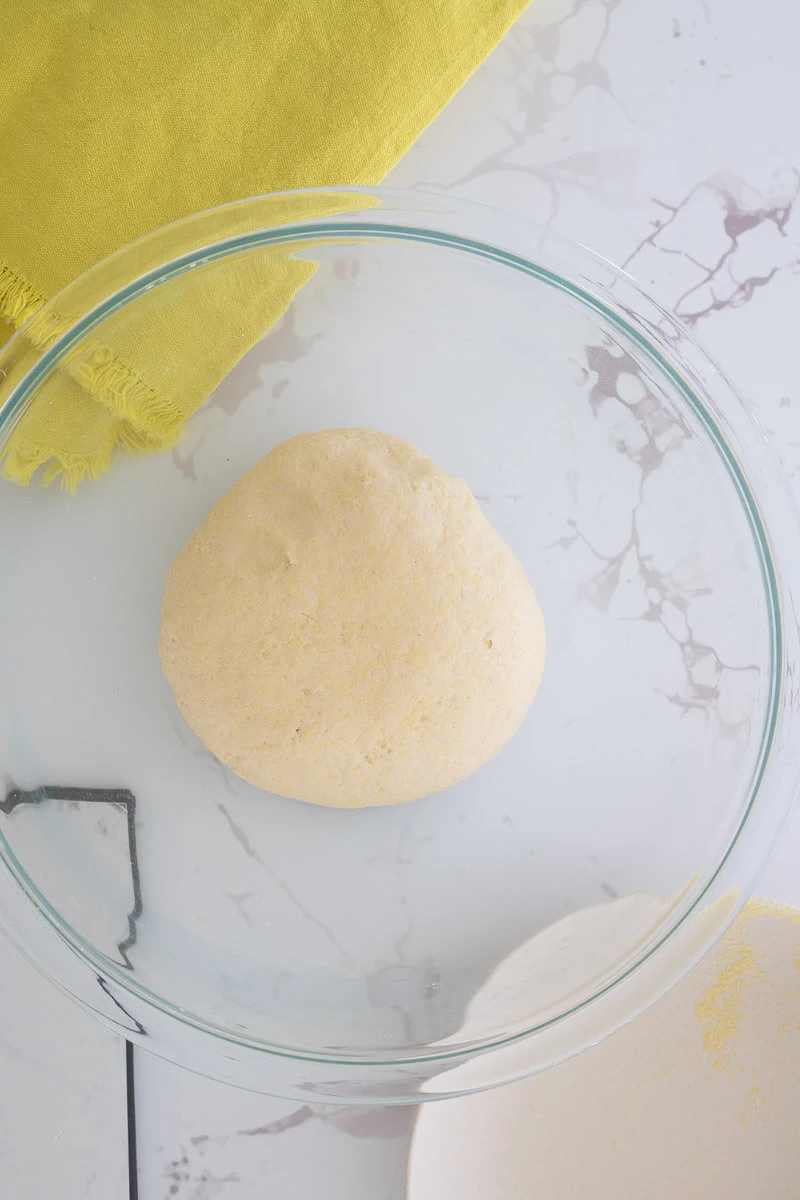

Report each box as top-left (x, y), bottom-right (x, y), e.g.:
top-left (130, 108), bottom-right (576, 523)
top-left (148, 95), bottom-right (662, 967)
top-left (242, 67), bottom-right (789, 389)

top-left (160, 429), bottom-right (545, 807)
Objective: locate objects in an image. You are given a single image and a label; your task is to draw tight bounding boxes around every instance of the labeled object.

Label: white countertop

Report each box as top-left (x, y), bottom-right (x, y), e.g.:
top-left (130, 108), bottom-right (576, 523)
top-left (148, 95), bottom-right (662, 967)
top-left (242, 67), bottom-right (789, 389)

top-left (4, 1), bottom-right (800, 1196)
top-left (133, 0), bottom-right (800, 1196)
top-left (133, 832), bottom-right (800, 1200)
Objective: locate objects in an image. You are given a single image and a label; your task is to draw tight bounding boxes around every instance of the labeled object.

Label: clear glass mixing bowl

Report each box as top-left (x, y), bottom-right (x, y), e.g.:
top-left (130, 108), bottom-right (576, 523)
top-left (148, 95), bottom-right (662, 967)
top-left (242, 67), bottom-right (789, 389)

top-left (1, 188), bottom-right (799, 1103)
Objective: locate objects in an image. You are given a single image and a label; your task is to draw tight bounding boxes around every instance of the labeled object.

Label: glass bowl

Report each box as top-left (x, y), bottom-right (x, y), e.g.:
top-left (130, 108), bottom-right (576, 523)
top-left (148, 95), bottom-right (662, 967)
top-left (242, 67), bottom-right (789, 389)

top-left (1, 188), bottom-right (799, 1104)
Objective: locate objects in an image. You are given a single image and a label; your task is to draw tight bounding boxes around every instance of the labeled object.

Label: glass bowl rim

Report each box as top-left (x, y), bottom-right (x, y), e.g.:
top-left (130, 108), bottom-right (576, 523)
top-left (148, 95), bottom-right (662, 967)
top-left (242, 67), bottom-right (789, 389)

top-left (0, 184), bottom-right (796, 1072)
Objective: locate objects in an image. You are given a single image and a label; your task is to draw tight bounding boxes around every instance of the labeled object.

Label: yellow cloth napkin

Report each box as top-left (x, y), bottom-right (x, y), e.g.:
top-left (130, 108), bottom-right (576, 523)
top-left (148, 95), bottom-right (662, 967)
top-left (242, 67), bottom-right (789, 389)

top-left (0, 0), bottom-right (527, 487)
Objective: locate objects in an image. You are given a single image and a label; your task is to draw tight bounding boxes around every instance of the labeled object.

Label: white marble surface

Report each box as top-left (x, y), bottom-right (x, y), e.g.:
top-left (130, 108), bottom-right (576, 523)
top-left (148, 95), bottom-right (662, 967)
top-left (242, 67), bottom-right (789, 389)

top-left (0, 933), bottom-right (128, 1199)
top-left (3, 0), bottom-right (796, 1195)
top-left (134, 814), bottom-right (800, 1200)
top-left (133, 0), bottom-right (800, 1196)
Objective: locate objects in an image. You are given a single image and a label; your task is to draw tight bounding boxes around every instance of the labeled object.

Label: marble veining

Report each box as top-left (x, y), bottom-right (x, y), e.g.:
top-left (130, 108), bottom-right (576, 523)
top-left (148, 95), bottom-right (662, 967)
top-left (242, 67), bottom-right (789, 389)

top-left (132, 0), bottom-right (800, 1194)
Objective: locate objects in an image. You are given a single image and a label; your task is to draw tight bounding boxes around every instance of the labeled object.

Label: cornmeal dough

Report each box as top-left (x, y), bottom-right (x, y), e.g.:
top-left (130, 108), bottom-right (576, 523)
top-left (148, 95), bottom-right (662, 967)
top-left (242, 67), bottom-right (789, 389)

top-left (160, 429), bottom-right (545, 807)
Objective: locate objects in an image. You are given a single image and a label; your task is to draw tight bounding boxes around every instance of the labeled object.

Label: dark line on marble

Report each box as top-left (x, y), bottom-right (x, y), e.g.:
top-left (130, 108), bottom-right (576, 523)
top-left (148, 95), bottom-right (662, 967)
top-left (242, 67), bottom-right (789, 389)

top-left (126, 1041), bottom-right (139, 1200)
top-left (1, 786), bottom-right (142, 970)
top-left (119, 792), bottom-right (143, 969)
top-left (97, 975), bottom-right (147, 1037)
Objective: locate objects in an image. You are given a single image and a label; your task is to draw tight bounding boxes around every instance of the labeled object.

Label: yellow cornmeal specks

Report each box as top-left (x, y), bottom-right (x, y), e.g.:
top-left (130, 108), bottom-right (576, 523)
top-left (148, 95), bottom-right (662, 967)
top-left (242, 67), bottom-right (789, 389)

top-left (695, 930), bottom-right (759, 1072)
top-left (740, 1082), bottom-right (761, 1128)
top-left (745, 896), bottom-right (800, 924)
top-left (743, 899), bottom-right (800, 987)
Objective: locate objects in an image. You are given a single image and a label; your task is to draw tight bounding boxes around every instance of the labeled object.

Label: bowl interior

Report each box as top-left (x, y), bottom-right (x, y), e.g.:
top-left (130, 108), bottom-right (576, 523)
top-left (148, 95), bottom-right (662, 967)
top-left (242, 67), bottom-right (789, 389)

top-left (0, 219), bottom-right (777, 1062)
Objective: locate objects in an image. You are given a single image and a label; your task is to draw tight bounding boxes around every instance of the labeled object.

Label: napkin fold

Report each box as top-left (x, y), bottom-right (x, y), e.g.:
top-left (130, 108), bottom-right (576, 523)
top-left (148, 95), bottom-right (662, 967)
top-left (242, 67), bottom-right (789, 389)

top-left (0, 0), bottom-right (528, 486)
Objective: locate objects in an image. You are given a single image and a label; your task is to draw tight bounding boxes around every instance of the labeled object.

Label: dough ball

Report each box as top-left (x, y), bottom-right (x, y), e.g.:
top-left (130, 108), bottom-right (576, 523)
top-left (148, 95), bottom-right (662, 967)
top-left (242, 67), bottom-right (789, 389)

top-left (160, 429), bottom-right (545, 808)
